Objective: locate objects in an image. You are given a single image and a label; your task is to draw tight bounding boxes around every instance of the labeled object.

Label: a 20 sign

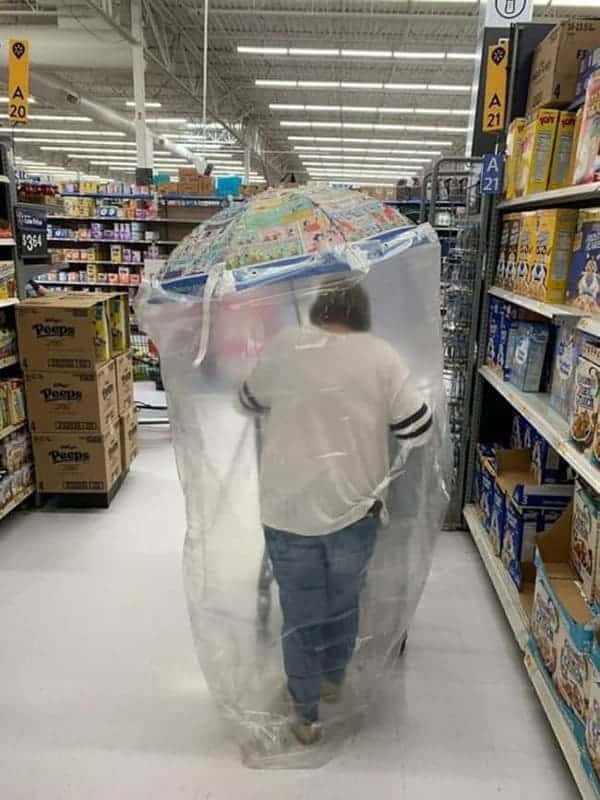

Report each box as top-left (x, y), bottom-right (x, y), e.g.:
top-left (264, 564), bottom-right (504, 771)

top-left (8, 39), bottom-right (30, 125)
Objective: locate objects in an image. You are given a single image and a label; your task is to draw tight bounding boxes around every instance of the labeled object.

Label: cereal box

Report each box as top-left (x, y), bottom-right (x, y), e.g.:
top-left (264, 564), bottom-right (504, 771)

top-left (548, 112), bottom-right (578, 190)
top-left (514, 211), bottom-right (536, 294)
top-left (567, 109), bottom-right (583, 187)
top-left (505, 214), bottom-right (522, 291)
top-left (497, 301), bottom-right (520, 381)
top-left (517, 109), bottom-right (560, 196)
top-left (528, 208), bottom-right (577, 303)
top-left (510, 321), bottom-right (550, 392)
top-left (486, 297), bottom-right (502, 368)
top-left (550, 322), bottom-right (581, 420)
top-left (490, 480), bottom-right (506, 555)
top-left (586, 637), bottom-right (600, 778)
top-left (574, 72), bottom-right (600, 185)
top-left (502, 502), bottom-right (564, 590)
top-left (566, 208), bottom-right (600, 313)
top-left (479, 457), bottom-right (495, 531)
top-left (575, 48), bottom-right (600, 108)
top-left (569, 340), bottom-right (600, 450)
top-left (570, 479), bottom-right (600, 605)
top-left (532, 509), bottom-right (595, 733)
top-left (504, 118), bottom-right (526, 200)
top-left (531, 430), bottom-right (569, 484)
top-left (511, 412), bottom-right (533, 449)
top-left (496, 215), bottom-right (513, 287)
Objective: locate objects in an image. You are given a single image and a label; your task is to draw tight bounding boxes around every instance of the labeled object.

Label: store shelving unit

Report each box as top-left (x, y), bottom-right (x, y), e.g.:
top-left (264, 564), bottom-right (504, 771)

top-left (460, 23), bottom-right (600, 800)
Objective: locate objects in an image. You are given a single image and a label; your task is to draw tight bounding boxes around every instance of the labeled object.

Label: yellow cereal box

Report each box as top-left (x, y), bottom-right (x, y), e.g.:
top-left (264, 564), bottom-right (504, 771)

top-left (496, 214), bottom-right (514, 287)
top-left (504, 118), bottom-right (526, 200)
top-left (528, 209), bottom-right (578, 303)
top-left (514, 212), bottom-right (536, 294)
top-left (566, 108), bottom-right (583, 188)
top-left (517, 109), bottom-right (560, 196)
top-left (548, 111), bottom-right (577, 190)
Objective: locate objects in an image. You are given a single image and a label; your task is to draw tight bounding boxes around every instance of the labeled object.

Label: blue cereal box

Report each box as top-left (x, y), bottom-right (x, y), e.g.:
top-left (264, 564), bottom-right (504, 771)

top-left (550, 323), bottom-right (581, 420)
top-left (566, 208), bottom-right (600, 313)
top-left (486, 297), bottom-right (502, 368)
top-left (570, 478), bottom-right (600, 606)
top-left (531, 431), bottom-right (569, 484)
top-left (479, 459), bottom-right (495, 531)
top-left (585, 635), bottom-right (600, 781)
top-left (490, 481), bottom-right (507, 556)
top-left (510, 321), bottom-right (550, 392)
top-left (501, 501), bottom-right (566, 590)
top-left (498, 302), bottom-right (520, 380)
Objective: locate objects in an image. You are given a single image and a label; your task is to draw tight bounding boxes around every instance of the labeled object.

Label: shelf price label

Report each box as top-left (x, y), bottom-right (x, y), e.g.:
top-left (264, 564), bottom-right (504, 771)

top-left (481, 153), bottom-right (504, 195)
top-left (19, 230), bottom-right (45, 257)
top-left (15, 206), bottom-right (47, 259)
top-left (8, 39), bottom-right (30, 125)
top-left (483, 41), bottom-right (509, 133)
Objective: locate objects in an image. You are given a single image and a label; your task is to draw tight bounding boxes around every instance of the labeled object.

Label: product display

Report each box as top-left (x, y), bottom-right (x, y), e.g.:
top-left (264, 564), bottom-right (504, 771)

top-left (573, 73), bottom-right (600, 185)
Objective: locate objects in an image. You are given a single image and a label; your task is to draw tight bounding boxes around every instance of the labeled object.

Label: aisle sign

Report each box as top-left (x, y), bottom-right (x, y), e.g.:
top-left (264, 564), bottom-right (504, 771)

top-left (481, 153), bottom-right (504, 195)
top-left (8, 39), bottom-right (30, 124)
top-left (483, 41), bottom-right (509, 133)
top-left (485, 0), bottom-right (533, 27)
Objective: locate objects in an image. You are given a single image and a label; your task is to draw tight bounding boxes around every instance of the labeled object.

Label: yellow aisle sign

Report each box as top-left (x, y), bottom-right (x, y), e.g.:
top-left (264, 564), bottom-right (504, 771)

top-left (8, 39), bottom-right (30, 124)
top-left (483, 41), bottom-right (509, 133)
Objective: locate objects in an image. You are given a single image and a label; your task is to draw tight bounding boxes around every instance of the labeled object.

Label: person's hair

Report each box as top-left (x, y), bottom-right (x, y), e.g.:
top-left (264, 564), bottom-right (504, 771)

top-left (309, 278), bottom-right (371, 332)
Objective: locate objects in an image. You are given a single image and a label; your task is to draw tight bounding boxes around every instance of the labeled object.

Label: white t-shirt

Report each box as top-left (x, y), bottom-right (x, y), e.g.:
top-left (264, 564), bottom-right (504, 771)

top-left (241, 326), bottom-right (431, 536)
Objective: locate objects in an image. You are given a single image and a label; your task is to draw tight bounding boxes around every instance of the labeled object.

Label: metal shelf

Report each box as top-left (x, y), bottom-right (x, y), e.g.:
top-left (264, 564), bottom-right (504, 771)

top-left (61, 192), bottom-right (153, 200)
top-left (0, 485), bottom-right (34, 523)
top-left (498, 183), bottom-right (600, 211)
top-left (0, 239), bottom-right (15, 246)
top-left (463, 504), bottom-right (530, 650)
top-left (0, 297), bottom-right (18, 309)
top-left (48, 238), bottom-right (167, 245)
top-left (48, 214), bottom-right (199, 224)
top-left (37, 279), bottom-right (134, 289)
top-left (480, 365), bottom-right (600, 494)
top-left (61, 260), bottom-right (143, 266)
top-left (488, 287), bottom-right (582, 322)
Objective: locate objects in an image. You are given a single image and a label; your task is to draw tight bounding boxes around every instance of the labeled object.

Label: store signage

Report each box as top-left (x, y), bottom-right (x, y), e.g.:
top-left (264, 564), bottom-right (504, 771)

top-left (481, 153), bottom-right (504, 195)
top-left (483, 41), bottom-right (509, 133)
top-left (485, 0), bottom-right (533, 27)
top-left (15, 205), bottom-right (47, 258)
top-left (7, 39), bottom-right (30, 125)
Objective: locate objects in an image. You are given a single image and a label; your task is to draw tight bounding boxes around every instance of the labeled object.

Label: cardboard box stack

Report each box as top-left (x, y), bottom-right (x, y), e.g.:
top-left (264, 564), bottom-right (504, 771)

top-left (176, 168), bottom-right (215, 196)
top-left (16, 292), bottom-right (138, 496)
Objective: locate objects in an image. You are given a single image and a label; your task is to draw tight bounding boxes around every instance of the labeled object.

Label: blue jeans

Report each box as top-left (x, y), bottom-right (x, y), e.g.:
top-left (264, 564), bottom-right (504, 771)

top-left (264, 515), bottom-right (378, 724)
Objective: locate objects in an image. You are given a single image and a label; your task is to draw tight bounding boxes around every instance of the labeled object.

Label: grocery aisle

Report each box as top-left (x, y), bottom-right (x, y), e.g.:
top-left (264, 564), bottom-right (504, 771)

top-left (0, 416), bottom-right (578, 799)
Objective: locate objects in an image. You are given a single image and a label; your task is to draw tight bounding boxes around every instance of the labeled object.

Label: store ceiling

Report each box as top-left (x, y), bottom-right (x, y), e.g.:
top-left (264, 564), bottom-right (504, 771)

top-left (0, 0), bottom-right (596, 186)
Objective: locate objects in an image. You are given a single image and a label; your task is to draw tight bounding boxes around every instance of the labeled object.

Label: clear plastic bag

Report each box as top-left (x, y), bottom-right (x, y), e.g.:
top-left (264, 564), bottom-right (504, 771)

top-left (137, 191), bottom-right (450, 768)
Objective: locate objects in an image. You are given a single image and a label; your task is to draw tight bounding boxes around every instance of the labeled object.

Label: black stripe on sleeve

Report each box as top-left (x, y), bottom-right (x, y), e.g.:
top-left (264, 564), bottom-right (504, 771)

top-left (240, 381), bottom-right (269, 412)
top-left (394, 415), bottom-right (433, 440)
top-left (390, 403), bottom-right (428, 432)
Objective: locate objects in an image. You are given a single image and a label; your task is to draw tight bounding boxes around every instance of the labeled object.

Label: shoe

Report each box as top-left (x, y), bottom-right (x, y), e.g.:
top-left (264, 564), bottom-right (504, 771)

top-left (321, 678), bottom-right (343, 703)
top-left (290, 718), bottom-right (322, 746)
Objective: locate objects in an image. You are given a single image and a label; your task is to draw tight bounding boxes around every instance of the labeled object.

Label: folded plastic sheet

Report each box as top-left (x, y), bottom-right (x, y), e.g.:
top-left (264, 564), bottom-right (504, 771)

top-left (137, 195), bottom-right (450, 768)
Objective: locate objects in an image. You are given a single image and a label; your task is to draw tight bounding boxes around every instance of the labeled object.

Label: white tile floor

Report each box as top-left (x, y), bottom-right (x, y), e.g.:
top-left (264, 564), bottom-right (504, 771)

top-left (0, 419), bottom-right (580, 799)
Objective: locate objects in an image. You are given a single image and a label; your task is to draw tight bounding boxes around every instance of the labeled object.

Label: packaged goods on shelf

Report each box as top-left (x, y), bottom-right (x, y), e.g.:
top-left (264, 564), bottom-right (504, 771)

top-left (510, 321), bottom-right (550, 392)
top-left (495, 216), bottom-right (512, 287)
top-left (511, 412), bottom-right (535, 450)
top-left (566, 208), bottom-right (600, 312)
top-left (504, 118), bottom-right (526, 200)
top-left (570, 478), bottom-right (600, 605)
top-left (569, 339), bottom-right (600, 450)
top-left (486, 297), bottom-right (502, 366)
top-left (575, 48), bottom-right (600, 107)
top-left (526, 20), bottom-right (600, 113)
top-left (532, 507), bottom-right (594, 735)
top-left (530, 209), bottom-right (578, 303)
top-left (573, 73), bottom-right (600, 185)
top-left (0, 429), bottom-right (32, 473)
top-left (0, 324), bottom-right (17, 364)
top-left (517, 109), bottom-right (560, 197)
top-left (505, 214), bottom-right (522, 290)
top-left (24, 361), bottom-right (118, 434)
top-left (0, 379), bottom-right (26, 428)
top-left (585, 639), bottom-right (600, 781)
top-left (548, 112), bottom-right (578, 190)
top-left (567, 109), bottom-right (584, 187)
top-left (550, 323), bottom-right (582, 420)
top-left (16, 293), bottom-right (128, 370)
top-left (0, 261), bottom-right (15, 300)
top-left (515, 211), bottom-right (536, 293)
top-left (32, 425), bottom-right (122, 494)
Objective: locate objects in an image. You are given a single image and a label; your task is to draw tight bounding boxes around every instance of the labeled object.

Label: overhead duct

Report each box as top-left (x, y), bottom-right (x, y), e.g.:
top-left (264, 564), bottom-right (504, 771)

top-left (14, 70), bottom-right (204, 169)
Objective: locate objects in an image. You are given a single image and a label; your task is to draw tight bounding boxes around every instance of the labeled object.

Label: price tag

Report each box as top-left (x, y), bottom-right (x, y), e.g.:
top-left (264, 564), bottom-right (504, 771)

top-left (19, 229), bottom-right (46, 257)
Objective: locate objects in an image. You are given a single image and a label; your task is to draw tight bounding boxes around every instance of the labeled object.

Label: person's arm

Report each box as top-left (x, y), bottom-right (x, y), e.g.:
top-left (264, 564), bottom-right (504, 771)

top-left (238, 331), bottom-right (284, 414)
top-left (387, 352), bottom-right (434, 467)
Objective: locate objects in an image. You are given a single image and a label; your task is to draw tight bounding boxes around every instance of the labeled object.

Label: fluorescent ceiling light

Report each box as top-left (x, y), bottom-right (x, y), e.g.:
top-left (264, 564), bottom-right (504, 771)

top-left (296, 146), bottom-right (442, 155)
top-left (0, 96), bottom-right (35, 103)
top-left (447, 53), bottom-right (476, 60)
top-left (299, 154), bottom-right (433, 163)
top-left (15, 137), bottom-right (137, 146)
top-left (341, 49), bottom-right (392, 58)
top-left (147, 117), bottom-right (188, 124)
top-left (6, 128), bottom-right (126, 136)
top-left (126, 100), bottom-right (162, 107)
top-left (280, 120), bottom-right (467, 133)
top-left (287, 135), bottom-right (454, 146)
top-left (385, 83), bottom-right (427, 91)
top-left (429, 84), bottom-right (471, 92)
top-left (271, 103), bottom-right (467, 116)
top-left (270, 104), bottom-right (305, 110)
top-left (28, 114), bottom-right (92, 122)
top-left (298, 80), bottom-right (340, 88)
top-left (238, 45), bottom-right (288, 54)
top-left (341, 81), bottom-right (383, 89)
top-left (256, 79), bottom-right (297, 87)
top-left (289, 48), bottom-right (339, 56)
top-left (394, 51), bottom-right (445, 59)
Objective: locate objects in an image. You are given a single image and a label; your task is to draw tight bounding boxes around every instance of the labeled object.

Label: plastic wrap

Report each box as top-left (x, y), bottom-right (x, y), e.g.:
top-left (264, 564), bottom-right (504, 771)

top-left (137, 187), bottom-right (450, 768)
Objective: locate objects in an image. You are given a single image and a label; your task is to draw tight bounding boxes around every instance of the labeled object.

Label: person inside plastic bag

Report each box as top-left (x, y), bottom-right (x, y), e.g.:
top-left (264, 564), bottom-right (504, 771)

top-left (239, 277), bottom-right (433, 746)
